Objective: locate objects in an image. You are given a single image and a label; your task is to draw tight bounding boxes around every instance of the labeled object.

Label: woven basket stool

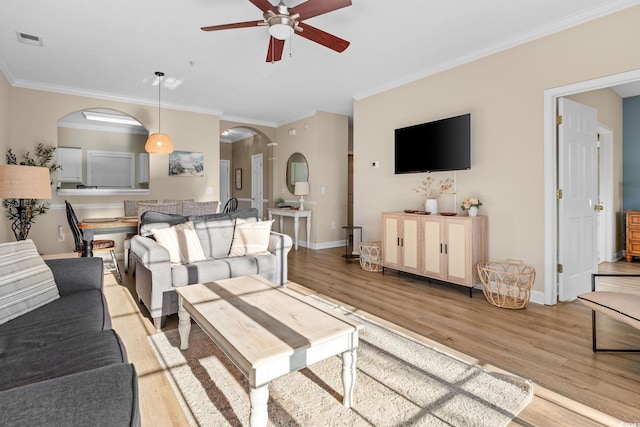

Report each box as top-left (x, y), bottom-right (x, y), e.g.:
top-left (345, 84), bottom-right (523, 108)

top-left (359, 241), bottom-right (382, 272)
top-left (477, 260), bottom-right (536, 309)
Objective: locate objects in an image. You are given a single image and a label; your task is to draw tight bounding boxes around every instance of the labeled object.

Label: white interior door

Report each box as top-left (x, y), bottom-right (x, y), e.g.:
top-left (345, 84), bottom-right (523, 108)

top-left (597, 127), bottom-right (615, 263)
top-left (558, 98), bottom-right (599, 301)
top-left (251, 154), bottom-right (263, 219)
top-left (219, 160), bottom-right (230, 210)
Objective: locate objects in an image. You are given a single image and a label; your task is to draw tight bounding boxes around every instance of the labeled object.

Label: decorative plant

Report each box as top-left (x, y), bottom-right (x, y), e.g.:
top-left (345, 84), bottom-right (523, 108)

top-left (275, 197), bottom-right (285, 205)
top-left (413, 176), bottom-right (454, 200)
top-left (3, 143), bottom-right (61, 239)
top-left (461, 197), bottom-right (482, 210)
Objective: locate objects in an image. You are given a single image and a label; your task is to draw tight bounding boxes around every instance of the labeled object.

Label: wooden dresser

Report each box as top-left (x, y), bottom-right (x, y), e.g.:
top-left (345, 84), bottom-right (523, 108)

top-left (626, 210), bottom-right (640, 262)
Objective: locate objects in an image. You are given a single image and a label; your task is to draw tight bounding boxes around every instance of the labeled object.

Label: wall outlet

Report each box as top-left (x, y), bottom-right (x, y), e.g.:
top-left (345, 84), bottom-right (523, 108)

top-left (331, 222), bottom-right (336, 230)
top-left (57, 225), bottom-right (65, 242)
top-left (206, 187), bottom-right (214, 194)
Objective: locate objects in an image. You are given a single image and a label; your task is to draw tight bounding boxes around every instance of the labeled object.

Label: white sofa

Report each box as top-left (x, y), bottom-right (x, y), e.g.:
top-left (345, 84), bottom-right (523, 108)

top-left (131, 209), bottom-right (292, 329)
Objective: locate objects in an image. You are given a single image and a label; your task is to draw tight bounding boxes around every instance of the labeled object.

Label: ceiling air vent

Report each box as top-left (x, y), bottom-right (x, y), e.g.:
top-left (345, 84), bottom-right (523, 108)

top-left (16, 32), bottom-right (43, 46)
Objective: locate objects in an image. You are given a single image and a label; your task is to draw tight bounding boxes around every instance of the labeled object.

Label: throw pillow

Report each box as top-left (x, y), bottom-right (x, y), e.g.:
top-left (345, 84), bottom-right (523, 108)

top-left (151, 226), bottom-right (182, 264)
top-left (152, 221), bottom-right (207, 264)
top-left (0, 240), bottom-right (60, 326)
top-left (229, 219), bottom-right (274, 257)
top-left (174, 221), bottom-right (207, 263)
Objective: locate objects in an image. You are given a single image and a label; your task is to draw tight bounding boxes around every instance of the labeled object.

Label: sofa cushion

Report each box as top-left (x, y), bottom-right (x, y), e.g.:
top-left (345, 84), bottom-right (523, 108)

top-left (0, 240), bottom-right (60, 326)
top-left (0, 329), bottom-right (127, 391)
top-left (171, 259), bottom-right (232, 287)
top-left (170, 253), bottom-right (276, 287)
top-left (195, 218), bottom-right (236, 258)
top-left (0, 363), bottom-right (139, 427)
top-left (0, 289), bottom-right (110, 357)
top-left (229, 220), bottom-right (274, 256)
top-left (224, 254), bottom-right (276, 280)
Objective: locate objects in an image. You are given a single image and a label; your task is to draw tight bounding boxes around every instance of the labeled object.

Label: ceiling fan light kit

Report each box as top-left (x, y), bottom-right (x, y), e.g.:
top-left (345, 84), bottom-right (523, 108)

top-left (145, 71), bottom-right (174, 155)
top-left (201, 0), bottom-right (351, 62)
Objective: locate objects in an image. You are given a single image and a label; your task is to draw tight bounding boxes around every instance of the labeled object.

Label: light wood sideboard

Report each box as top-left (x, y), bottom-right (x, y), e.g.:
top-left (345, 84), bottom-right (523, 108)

top-left (382, 212), bottom-right (488, 292)
top-left (625, 210), bottom-right (640, 262)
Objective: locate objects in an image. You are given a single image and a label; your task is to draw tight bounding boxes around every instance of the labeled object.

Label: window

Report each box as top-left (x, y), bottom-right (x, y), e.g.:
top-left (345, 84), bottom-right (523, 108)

top-left (87, 150), bottom-right (135, 188)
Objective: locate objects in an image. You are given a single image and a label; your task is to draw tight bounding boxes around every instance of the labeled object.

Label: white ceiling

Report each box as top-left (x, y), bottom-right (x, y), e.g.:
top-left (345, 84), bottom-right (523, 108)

top-left (1, 0), bottom-right (639, 127)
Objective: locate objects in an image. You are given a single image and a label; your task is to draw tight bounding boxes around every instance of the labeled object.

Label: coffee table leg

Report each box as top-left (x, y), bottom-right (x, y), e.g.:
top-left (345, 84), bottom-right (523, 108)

top-left (342, 348), bottom-right (357, 408)
top-left (177, 295), bottom-right (191, 350)
top-left (249, 384), bottom-right (269, 427)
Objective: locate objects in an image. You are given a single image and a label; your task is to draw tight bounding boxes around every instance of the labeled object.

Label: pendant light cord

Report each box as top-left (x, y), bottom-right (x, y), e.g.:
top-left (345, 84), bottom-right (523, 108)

top-left (155, 71), bottom-right (164, 133)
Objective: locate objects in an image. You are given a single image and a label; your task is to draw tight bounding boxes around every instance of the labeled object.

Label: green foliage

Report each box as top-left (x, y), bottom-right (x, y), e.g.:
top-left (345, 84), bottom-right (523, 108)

top-left (3, 143), bottom-right (61, 231)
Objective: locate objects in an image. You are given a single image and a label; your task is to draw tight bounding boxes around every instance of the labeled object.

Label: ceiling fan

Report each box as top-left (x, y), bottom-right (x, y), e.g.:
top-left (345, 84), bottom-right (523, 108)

top-left (201, 0), bottom-right (351, 63)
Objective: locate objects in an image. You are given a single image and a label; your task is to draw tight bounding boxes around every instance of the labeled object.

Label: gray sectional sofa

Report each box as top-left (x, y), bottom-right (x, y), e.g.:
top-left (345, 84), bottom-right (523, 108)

top-left (0, 254), bottom-right (139, 427)
top-left (131, 208), bottom-right (292, 329)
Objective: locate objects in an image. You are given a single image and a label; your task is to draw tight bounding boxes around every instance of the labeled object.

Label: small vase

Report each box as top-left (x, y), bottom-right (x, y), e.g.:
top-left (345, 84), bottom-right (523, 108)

top-left (425, 199), bottom-right (438, 214)
top-left (468, 206), bottom-right (478, 217)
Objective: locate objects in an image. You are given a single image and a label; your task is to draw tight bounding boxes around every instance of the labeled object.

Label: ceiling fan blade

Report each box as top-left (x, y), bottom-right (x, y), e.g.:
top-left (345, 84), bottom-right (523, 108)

top-left (290, 0), bottom-right (351, 21)
top-left (249, 0), bottom-right (277, 13)
top-left (296, 22), bottom-right (350, 53)
top-left (266, 37), bottom-right (285, 63)
top-left (201, 20), bottom-right (264, 31)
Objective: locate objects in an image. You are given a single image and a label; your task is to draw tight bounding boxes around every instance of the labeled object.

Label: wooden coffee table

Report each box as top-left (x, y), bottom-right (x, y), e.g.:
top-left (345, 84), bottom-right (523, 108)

top-left (175, 275), bottom-right (363, 427)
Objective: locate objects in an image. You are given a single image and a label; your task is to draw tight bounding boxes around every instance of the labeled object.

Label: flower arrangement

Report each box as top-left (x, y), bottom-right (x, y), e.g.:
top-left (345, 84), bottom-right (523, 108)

top-left (413, 176), bottom-right (453, 200)
top-left (461, 197), bottom-right (482, 211)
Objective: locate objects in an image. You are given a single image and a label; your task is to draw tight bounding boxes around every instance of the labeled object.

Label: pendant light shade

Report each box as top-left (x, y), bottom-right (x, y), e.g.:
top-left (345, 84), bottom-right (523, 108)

top-left (145, 132), bottom-right (174, 155)
top-left (145, 71), bottom-right (174, 154)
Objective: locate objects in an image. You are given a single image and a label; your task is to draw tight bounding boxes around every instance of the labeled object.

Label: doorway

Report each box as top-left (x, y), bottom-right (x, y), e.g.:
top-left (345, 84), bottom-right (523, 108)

top-left (219, 159), bottom-right (230, 210)
top-left (251, 153), bottom-right (263, 219)
top-left (544, 68), bottom-right (640, 304)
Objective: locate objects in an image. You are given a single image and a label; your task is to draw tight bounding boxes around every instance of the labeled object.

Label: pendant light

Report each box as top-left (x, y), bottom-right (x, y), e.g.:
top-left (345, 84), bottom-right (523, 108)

top-left (145, 71), bottom-right (174, 154)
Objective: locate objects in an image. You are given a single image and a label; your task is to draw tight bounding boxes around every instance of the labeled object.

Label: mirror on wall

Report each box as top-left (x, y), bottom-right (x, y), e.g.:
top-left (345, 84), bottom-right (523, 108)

top-left (286, 152), bottom-right (309, 194)
top-left (56, 109), bottom-right (150, 193)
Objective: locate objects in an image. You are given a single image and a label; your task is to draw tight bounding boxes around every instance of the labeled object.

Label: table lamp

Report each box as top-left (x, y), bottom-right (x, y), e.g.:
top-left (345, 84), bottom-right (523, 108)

top-left (0, 164), bottom-right (52, 240)
top-left (294, 181), bottom-right (310, 211)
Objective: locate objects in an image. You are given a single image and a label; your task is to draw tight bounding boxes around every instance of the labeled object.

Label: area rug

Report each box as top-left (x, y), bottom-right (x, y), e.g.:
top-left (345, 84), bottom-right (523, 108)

top-left (148, 298), bottom-right (533, 426)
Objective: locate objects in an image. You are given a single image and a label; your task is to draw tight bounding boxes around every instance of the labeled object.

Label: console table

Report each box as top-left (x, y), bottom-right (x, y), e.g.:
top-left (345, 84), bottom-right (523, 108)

top-left (268, 208), bottom-right (311, 250)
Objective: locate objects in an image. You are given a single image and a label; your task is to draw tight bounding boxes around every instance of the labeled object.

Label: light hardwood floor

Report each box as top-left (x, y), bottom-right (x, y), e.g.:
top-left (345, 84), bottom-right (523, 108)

top-left (106, 248), bottom-right (640, 426)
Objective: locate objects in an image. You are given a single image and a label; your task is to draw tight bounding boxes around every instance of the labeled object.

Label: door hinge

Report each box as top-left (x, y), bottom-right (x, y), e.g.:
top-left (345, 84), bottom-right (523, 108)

top-left (557, 189), bottom-right (563, 200)
top-left (557, 263), bottom-right (563, 273)
top-left (556, 115), bottom-right (563, 125)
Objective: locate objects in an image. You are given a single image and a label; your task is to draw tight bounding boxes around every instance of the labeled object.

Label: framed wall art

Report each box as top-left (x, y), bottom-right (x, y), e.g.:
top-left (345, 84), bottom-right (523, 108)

top-left (169, 151), bottom-right (204, 177)
top-left (235, 168), bottom-right (242, 190)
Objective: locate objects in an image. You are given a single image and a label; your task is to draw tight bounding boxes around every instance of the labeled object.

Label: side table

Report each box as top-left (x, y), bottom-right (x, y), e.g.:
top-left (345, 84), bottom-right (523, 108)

top-left (342, 225), bottom-right (363, 263)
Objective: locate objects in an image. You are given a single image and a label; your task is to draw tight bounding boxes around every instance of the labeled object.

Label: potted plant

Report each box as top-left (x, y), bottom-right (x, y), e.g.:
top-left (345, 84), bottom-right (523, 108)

top-left (461, 197), bottom-right (482, 216)
top-left (2, 143), bottom-right (61, 240)
top-left (413, 176), bottom-right (453, 214)
top-left (275, 197), bottom-right (285, 208)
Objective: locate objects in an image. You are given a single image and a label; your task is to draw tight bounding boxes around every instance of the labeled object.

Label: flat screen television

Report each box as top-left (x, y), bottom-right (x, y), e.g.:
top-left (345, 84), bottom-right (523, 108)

top-left (394, 113), bottom-right (471, 174)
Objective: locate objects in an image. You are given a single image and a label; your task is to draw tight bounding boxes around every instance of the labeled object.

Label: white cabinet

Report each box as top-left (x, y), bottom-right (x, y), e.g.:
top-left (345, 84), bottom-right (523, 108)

top-left (138, 153), bottom-right (149, 184)
top-left (382, 212), bottom-right (488, 290)
top-left (382, 213), bottom-right (421, 275)
top-left (57, 147), bottom-right (82, 183)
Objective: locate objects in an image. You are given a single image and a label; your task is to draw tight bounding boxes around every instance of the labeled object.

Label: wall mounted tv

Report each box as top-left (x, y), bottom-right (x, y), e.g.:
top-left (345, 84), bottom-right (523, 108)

top-left (394, 113), bottom-right (471, 174)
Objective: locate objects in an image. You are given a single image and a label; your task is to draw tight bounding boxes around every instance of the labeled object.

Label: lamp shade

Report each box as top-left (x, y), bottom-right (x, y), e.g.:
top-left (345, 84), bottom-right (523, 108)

top-left (145, 133), bottom-right (174, 155)
top-left (0, 165), bottom-right (51, 200)
top-left (294, 181), bottom-right (310, 196)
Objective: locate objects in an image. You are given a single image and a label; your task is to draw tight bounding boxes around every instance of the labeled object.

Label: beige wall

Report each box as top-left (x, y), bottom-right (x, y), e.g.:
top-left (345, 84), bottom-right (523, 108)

top-left (353, 6), bottom-right (640, 294)
top-left (0, 73), bottom-right (11, 242)
top-left (275, 111), bottom-right (348, 247)
top-left (231, 134), bottom-right (269, 214)
top-left (567, 88), bottom-right (624, 252)
top-left (4, 87), bottom-right (219, 254)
